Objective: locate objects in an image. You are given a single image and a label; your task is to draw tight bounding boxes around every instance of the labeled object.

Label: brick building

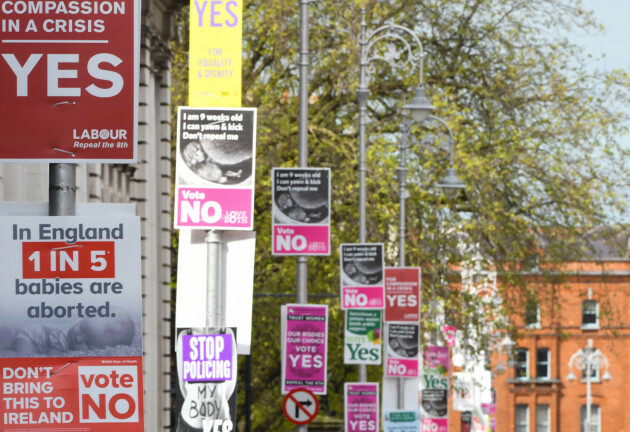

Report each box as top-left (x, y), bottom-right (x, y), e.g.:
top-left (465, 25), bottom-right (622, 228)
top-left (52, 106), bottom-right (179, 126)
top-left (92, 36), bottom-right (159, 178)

top-left (490, 232), bottom-right (630, 431)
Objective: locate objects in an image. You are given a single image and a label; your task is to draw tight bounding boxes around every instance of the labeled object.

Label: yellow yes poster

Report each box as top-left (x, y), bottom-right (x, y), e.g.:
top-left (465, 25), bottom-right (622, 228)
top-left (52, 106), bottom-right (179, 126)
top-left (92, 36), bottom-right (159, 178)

top-left (189, 0), bottom-right (243, 107)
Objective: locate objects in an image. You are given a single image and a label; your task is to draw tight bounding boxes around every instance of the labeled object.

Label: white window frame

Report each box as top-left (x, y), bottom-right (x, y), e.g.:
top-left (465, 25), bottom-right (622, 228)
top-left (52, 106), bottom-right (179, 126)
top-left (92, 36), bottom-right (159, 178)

top-left (580, 405), bottom-right (601, 432)
top-left (536, 348), bottom-right (550, 380)
top-left (582, 300), bottom-right (599, 329)
top-left (536, 404), bottom-right (550, 432)
top-left (516, 404), bottom-right (530, 432)
top-left (515, 348), bottom-right (529, 380)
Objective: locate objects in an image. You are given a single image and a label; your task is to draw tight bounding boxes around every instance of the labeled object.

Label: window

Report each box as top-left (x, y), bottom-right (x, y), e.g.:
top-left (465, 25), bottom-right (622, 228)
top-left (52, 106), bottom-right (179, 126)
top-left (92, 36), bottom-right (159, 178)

top-left (580, 405), bottom-right (600, 432)
top-left (515, 348), bottom-right (529, 379)
top-left (582, 300), bottom-right (599, 328)
top-left (516, 404), bottom-right (529, 432)
top-left (525, 294), bottom-right (540, 327)
top-left (536, 404), bottom-right (550, 432)
top-left (536, 348), bottom-right (550, 379)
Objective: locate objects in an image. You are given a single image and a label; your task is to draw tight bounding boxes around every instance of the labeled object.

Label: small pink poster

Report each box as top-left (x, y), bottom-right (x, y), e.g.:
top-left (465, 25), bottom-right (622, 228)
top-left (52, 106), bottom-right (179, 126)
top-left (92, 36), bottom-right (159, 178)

top-left (421, 418), bottom-right (448, 432)
top-left (281, 304), bottom-right (328, 395)
top-left (272, 168), bottom-right (331, 256)
top-left (340, 244), bottom-right (385, 310)
top-left (174, 107), bottom-right (257, 230)
top-left (384, 323), bottom-right (419, 377)
top-left (344, 383), bottom-right (379, 432)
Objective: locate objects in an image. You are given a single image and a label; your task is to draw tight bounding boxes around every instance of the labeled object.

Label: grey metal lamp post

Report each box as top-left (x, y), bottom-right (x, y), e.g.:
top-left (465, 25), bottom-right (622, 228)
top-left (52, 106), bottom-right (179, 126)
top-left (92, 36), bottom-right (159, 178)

top-left (396, 114), bottom-right (465, 266)
top-left (356, 0), bottom-right (435, 385)
top-left (356, 1), bottom-right (435, 245)
top-left (393, 111), bottom-right (465, 409)
top-left (567, 339), bottom-right (612, 432)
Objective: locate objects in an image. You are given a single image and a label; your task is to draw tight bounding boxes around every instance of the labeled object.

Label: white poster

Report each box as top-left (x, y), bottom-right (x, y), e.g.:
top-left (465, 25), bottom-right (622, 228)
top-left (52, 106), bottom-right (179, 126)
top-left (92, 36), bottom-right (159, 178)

top-left (384, 323), bottom-right (420, 378)
top-left (452, 372), bottom-right (475, 412)
top-left (0, 214), bottom-right (142, 358)
top-left (174, 107), bottom-right (257, 230)
top-left (381, 377), bottom-right (419, 415)
top-left (175, 229), bottom-right (255, 354)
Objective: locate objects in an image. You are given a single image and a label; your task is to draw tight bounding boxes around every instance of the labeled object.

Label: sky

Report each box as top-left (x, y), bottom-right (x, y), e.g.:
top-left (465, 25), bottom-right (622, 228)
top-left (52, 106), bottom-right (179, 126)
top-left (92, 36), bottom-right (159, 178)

top-left (572, 0), bottom-right (630, 153)
top-left (576, 0), bottom-right (630, 71)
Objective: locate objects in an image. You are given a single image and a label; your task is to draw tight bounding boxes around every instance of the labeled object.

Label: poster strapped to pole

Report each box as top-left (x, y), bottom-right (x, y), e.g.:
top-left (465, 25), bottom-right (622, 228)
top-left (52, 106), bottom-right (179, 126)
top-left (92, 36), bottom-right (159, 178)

top-left (340, 243), bottom-right (385, 309)
top-left (0, 213), bottom-right (144, 431)
top-left (420, 346), bottom-right (450, 432)
top-left (174, 107), bottom-right (257, 230)
top-left (272, 167), bottom-right (331, 256)
top-left (384, 267), bottom-right (420, 322)
top-left (175, 327), bottom-right (238, 431)
top-left (344, 309), bottom-right (382, 365)
top-left (384, 323), bottom-right (419, 378)
top-left (344, 382), bottom-right (379, 432)
top-left (280, 304), bottom-right (328, 395)
top-left (0, 0), bottom-right (140, 162)
top-left (188, 0), bottom-right (243, 107)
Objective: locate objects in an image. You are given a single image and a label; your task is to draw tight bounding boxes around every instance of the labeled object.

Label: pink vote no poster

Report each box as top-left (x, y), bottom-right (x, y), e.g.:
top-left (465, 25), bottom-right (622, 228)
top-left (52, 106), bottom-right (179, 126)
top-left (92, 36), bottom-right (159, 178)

top-left (340, 244), bottom-right (385, 310)
top-left (174, 107), bottom-right (257, 230)
top-left (281, 304), bottom-right (328, 395)
top-left (272, 168), bottom-right (331, 256)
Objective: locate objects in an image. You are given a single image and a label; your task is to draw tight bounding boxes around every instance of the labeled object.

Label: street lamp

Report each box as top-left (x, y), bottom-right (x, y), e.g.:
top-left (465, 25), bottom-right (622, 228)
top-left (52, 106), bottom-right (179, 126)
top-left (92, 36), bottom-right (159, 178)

top-left (396, 114), bottom-right (465, 266)
top-left (356, 0), bottom-right (436, 247)
top-left (566, 339), bottom-right (612, 432)
top-left (355, 0), bottom-right (436, 386)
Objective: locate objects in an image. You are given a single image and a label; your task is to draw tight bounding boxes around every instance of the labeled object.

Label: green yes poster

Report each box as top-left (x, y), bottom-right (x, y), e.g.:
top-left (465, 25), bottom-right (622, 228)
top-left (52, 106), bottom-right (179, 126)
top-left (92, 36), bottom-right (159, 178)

top-left (344, 310), bottom-right (382, 365)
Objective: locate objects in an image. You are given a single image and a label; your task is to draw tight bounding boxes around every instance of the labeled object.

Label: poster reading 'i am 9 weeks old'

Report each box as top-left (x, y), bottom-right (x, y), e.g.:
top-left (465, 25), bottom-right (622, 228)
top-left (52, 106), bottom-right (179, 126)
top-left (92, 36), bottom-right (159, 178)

top-left (272, 167), bottom-right (331, 256)
top-left (175, 107), bottom-right (257, 230)
top-left (0, 214), bottom-right (144, 431)
top-left (340, 243), bottom-right (385, 310)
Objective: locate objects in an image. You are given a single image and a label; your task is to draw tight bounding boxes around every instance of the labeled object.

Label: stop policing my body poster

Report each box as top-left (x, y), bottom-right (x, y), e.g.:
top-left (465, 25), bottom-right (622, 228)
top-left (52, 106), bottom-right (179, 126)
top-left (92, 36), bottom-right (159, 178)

top-left (175, 327), bottom-right (238, 432)
top-left (0, 214), bottom-right (144, 431)
top-left (281, 304), bottom-right (328, 395)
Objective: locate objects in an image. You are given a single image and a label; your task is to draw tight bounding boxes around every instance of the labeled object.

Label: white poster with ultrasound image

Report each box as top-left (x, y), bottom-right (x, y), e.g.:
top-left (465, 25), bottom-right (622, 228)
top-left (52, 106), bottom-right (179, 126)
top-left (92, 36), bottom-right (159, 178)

top-left (0, 214), bottom-right (142, 359)
top-left (340, 243), bottom-right (385, 310)
top-left (272, 167), bottom-right (331, 256)
top-left (384, 323), bottom-right (420, 378)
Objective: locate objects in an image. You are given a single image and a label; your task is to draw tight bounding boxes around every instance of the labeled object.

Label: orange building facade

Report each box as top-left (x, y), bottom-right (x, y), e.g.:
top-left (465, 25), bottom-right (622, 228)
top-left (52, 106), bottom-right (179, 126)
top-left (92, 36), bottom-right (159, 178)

top-left (486, 259), bottom-right (630, 432)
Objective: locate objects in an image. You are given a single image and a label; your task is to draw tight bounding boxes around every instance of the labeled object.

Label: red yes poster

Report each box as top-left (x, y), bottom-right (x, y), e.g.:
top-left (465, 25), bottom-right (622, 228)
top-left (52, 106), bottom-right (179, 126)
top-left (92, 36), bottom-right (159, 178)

top-left (384, 267), bottom-right (420, 322)
top-left (0, 0), bottom-right (140, 162)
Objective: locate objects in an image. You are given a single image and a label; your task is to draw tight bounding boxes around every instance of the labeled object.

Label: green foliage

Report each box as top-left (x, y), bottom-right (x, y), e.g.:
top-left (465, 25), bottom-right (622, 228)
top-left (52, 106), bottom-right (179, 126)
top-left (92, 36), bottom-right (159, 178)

top-left (170, 0), bottom-right (630, 429)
